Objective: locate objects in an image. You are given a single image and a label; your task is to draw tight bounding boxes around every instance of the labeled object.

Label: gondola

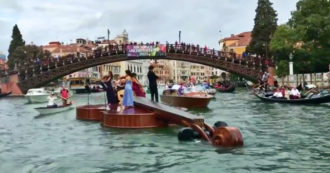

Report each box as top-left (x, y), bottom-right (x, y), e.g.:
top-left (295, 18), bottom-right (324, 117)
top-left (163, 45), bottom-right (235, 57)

top-left (0, 91), bottom-right (11, 98)
top-left (254, 93), bottom-right (330, 104)
top-left (215, 85), bottom-right (236, 93)
top-left (35, 103), bottom-right (73, 115)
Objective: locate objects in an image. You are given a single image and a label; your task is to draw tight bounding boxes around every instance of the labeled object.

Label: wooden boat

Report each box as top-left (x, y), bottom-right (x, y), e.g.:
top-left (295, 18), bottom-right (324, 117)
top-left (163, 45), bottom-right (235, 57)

top-left (255, 93), bottom-right (330, 104)
top-left (35, 103), bottom-right (73, 115)
top-left (160, 89), bottom-right (213, 108)
top-left (215, 84), bottom-right (235, 93)
top-left (0, 91), bottom-right (11, 98)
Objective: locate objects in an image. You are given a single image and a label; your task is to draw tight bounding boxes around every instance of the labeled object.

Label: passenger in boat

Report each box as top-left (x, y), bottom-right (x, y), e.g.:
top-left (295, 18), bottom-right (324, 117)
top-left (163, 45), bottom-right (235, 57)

top-left (101, 71), bottom-right (119, 109)
top-left (60, 86), bottom-right (70, 106)
top-left (289, 87), bottom-right (301, 99)
top-left (202, 80), bottom-right (210, 90)
top-left (47, 92), bottom-right (58, 108)
top-left (177, 82), bottom-right (185, 96)
top-left (272, 88), bottom-right (283, 99)
top-left (122, 70), bottom-right (134, 108)
top-left (131, 73), bottom-right (146, 97)
top-left (279, 86), bottom-right (286, 98)
top-left (165, 80), bottom-right (174, 89)
top-left (147, 65), bottom-right (159, 102)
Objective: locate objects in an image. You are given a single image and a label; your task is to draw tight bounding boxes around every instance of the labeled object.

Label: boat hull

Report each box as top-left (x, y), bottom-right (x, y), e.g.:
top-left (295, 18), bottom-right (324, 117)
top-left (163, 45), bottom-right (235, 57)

top-left (0, 92), bottom-right (11, 98)
top-left (160, 94), bottom-right (212, 108)
top-left (76, 104), bottom-right (107, 121)
top-left (35, 104), bottom-right (73, 115)
top-left (215, 85), bottom-right (236, 93)
top-left (255, 93), bottom-right (330, 104)
top-left (102, 106), bottom-right (168, 128)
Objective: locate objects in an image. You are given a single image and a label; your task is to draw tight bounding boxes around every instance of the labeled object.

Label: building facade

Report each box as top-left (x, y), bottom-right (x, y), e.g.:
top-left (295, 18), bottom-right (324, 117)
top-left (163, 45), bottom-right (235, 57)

top-left (219, 32), bottom-right (251, 57)
top-left (0, 52), bottom-right (7, 71)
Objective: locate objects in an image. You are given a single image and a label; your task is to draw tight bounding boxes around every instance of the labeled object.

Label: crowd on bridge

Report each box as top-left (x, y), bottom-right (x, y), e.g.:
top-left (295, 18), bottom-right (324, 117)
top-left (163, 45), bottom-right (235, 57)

top-left (8, 42), bottom-right (274, 83)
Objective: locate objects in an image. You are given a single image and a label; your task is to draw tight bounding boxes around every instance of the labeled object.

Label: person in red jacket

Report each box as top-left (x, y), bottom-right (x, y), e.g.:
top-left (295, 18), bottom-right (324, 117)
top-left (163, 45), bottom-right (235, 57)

top-left (60, 86), bottom-right (70, 106)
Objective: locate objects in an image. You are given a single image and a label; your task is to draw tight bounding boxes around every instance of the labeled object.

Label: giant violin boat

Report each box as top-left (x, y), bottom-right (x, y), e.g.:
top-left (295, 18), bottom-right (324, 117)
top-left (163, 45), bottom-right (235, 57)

top-left (76, 97), bottom-right (244, 147)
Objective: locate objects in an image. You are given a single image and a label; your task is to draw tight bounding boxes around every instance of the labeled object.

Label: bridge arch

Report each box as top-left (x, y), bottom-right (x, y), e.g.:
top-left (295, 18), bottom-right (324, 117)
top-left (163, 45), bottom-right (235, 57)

top-left (14, 44), bottom-right (267, 93)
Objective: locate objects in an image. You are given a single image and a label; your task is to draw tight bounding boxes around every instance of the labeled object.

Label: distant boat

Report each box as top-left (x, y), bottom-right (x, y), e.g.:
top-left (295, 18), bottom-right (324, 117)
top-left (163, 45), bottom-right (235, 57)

top-left (25, 88), bottom-right (50, 103)
top-left (35, 103), bottom-right (73, 115)
top-left (66, 77), bottom-right (103, 94)
top-left (254, 92), bottom-right (330, 104)
top-left (0, 91), bottom-right (11, 98)
top-left (215, 84), bottom-right (236, 93)
top-left (160, 88), bottom-right (214, 108)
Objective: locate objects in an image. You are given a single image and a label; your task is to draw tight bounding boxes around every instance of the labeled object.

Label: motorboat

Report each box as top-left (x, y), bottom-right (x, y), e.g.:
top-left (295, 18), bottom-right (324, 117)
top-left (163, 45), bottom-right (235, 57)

top-left (67, 77), bottom-right (88, 94)
top-left (25, 88), bottom-right (50, 103)
top-left (188, 85), bottom-right (216, 95)
top-left (66, 77), bottom-right (103, 94)
top-left (160, 85), bottom-right (214, 108)
top-left (35, 103), bottom-right (73, 115)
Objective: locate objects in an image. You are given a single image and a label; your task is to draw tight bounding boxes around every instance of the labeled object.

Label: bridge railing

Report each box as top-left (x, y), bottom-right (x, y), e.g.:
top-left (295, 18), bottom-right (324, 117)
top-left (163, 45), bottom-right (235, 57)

top-left (11, 43), bottom-right (269, 81)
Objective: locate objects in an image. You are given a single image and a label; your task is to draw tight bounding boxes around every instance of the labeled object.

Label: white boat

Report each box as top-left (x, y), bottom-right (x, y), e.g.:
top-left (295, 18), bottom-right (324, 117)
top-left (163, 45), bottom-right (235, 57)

top-left (25, 88), bottom-right (50, 103)
top-left (205, 88), bottom-right (216, 95)
top-left (35, 103), bottom-right (73, 115)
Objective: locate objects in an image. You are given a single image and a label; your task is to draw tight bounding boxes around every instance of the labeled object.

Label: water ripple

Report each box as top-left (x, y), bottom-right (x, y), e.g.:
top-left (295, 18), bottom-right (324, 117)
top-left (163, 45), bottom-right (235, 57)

top-left (0, 90), bottom-right (329, 172)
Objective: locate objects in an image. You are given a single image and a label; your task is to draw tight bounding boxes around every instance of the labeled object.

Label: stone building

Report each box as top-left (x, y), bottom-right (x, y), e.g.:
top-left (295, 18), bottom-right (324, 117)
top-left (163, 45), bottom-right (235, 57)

top-left (219, 31), bottom-right (251, 57)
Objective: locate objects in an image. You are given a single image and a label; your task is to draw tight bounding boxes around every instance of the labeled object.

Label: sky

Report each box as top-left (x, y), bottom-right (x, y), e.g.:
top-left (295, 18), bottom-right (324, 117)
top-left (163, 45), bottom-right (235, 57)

top-left (0, 0), bottom-right (299, 56)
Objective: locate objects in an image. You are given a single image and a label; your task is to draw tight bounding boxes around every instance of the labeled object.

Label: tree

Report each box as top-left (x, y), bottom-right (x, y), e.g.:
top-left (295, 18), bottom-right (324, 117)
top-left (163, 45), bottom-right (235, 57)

top-left (288, 0), bottom-right (330, 73)
top-left (10, 45), bottom-right (52, 66)
top-left (7, 24), bottom-right (25, 69)
top-left (276, 60), bottom-right (289, 77)
top-left (247, 0), bottom-right (278, 57)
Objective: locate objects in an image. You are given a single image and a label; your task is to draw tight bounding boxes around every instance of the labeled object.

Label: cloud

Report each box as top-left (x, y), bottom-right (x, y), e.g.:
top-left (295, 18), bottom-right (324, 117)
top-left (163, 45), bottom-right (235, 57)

top-left (0, 0), bottom-right (299, 55)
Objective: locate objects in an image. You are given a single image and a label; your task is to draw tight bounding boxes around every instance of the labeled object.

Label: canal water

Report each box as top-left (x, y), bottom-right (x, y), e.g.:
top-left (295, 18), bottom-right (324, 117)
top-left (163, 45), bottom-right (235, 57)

top-left (0, 89), bottom-right (329, 173)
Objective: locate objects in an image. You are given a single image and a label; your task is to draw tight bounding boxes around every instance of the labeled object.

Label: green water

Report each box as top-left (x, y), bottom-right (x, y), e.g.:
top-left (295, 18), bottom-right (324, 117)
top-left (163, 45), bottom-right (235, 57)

top-left (0, 89), bottom-right (329, 173)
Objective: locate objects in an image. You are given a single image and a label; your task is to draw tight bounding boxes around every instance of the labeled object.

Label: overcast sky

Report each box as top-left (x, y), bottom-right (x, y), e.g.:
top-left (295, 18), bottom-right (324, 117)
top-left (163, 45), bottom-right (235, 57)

top-left (0, 0), bottom-right (299, 55)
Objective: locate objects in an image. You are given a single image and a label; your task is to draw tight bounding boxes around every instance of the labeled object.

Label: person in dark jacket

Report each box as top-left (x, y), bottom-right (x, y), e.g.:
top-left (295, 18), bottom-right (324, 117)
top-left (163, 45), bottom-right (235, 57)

top-left (101, 71), bottom-right (119, 110)
top-left (147, 65), bottom-right (159, 102)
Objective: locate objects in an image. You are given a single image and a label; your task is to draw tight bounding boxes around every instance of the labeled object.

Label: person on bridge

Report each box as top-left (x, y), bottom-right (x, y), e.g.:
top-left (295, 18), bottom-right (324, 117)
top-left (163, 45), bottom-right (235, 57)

top-left (122, 70), bottom-right (134, 108)
top-left (147, 65), bottom-right (159, 102)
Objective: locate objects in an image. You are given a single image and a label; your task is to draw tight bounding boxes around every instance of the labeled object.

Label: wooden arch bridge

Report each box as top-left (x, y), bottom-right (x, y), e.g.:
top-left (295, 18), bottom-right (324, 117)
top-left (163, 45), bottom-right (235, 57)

top-left (2, 44), bottom-right (271, 93)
